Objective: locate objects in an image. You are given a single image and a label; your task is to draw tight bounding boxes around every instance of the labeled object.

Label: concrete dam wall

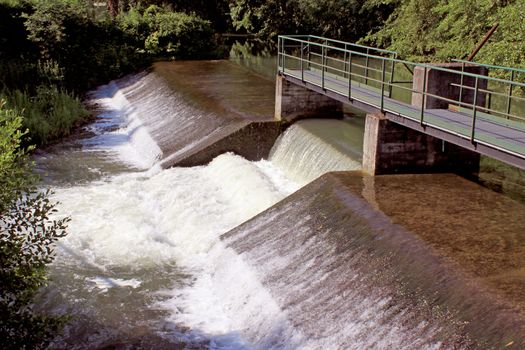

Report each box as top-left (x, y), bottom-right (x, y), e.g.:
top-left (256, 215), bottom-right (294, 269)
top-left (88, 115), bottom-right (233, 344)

top-left (219, 172), bottom-right (525, 348)
top-left (55, 60), bottom-right (525, 349)
top-left (95, 61), bottom-right (282, 169)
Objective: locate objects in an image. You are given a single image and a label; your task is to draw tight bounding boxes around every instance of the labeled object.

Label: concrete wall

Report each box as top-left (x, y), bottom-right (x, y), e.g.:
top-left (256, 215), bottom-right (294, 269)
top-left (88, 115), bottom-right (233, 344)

top-left (275, 74), bottom-right (343, 123)
top-left (412, 63), bottom-right (488, 109)
top-left (161, 120), bottom-right (281, 168)
top-left (363, 113), bottom-right (480, 175)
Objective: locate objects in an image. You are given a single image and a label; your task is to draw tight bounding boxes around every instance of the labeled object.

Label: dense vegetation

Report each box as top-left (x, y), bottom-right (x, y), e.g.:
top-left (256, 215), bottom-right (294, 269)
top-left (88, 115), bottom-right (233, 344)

top-left (0, 0), bottom-right (219, 146)
top-left (362, 0), bottom-right (525, 69)
top-left (0, 102), bottom-right (69, 349)
top-left (229, 0), bottom-right (395, 42)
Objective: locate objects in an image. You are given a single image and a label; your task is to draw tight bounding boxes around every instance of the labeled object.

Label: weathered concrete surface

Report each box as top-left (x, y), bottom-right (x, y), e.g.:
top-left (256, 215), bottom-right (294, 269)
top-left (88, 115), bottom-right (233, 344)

top-left (114, 61), bottom-right (281, 169)
top-left (412, 63), bottom-right (489, 109)
top-left (221, 172), bottom-right (525, 349)
top-left (363, 113), bottom-right (480, 175)
top-left (275, 74), bottom-right (343, 123)
top-left (160, 120), bottom-right (282, 168)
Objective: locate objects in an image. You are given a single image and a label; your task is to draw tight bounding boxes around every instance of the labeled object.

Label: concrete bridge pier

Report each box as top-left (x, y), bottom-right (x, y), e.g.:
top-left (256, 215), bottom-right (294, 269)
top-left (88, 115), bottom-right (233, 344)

top-left (363, 63), bottom-right (486, 175)
top-left (363, 113), bottom-right (480, 175)
top-left (275, 74), bottom-right (343, 123)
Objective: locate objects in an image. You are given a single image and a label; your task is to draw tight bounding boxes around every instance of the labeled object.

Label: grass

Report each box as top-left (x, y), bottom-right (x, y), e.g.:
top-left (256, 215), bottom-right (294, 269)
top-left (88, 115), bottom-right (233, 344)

top-left (0, 86), bottom-right (90, 146)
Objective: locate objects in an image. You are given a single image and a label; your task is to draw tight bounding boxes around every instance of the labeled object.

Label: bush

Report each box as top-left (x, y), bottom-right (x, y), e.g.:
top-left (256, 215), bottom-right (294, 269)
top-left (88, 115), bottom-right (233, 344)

top-left (118, 5), bottom-right (217, 59)
top-left (363, 0), bottom-right (525, 71)
top-left (0, 102), bottom-right (69, 349)
top-left (23, 0), bottom-right (148, 92)
top-left (0, 86), bottom-right (90, 146)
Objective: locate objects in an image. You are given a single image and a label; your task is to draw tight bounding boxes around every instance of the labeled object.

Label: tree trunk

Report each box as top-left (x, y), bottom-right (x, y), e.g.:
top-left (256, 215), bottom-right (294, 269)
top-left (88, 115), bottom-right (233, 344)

top-left (107, 0), bottom-right (119, 17)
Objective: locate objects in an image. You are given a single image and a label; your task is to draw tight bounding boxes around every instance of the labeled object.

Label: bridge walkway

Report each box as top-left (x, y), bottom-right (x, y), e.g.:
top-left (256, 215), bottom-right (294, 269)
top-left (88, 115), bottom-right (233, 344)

top-left (278, 35), bottom-right (525, 170)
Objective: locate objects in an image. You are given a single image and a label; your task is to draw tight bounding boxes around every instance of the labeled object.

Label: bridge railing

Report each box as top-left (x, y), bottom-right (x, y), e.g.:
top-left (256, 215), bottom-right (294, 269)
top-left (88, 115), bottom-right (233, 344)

top-left (451, 59), bottom-right (525, 120)
top-left (278, 35), bottom-right (525, 148)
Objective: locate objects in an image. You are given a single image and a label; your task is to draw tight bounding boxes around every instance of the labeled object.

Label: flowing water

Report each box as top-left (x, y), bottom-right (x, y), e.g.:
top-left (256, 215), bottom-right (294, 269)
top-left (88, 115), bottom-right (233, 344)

top-left (34, 59), bottom-right (525, 349)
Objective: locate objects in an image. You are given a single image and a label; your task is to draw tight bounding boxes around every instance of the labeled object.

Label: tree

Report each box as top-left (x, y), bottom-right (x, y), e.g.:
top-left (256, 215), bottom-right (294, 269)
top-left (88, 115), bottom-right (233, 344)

top-left (362, 0), bottom-right (525, 71)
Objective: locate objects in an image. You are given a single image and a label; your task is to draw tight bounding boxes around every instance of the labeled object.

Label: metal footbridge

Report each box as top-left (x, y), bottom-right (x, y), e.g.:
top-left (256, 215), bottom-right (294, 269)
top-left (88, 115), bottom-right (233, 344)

top-left (277, 35), bottom-right (525, 169)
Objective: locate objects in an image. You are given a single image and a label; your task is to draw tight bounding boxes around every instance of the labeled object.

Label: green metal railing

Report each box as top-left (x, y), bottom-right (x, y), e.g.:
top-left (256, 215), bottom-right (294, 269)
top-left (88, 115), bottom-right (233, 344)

top-left (277, 35), bottom-right (525, 151)
top-left (451, 59), bottom-right (525, 118)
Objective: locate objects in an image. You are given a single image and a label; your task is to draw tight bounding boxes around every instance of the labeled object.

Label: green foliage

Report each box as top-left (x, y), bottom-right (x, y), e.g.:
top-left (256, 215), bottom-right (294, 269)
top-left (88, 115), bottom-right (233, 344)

top-left (363, 0), bottom-right (525, 70)
top-left (1, 86), bottom-right (90, 146)
top-left (23, 0), bottom-right (147, 92)
top-left (118, 5), bottom-right (216, 58)
top-left (0, 102), bottom-right (69, 349)
top-left (229, 0), bottom-right (396, 42)
top-left (0, 103), bottom-right (34, 212)
top-left (477, 1), bottom-right (525, 70)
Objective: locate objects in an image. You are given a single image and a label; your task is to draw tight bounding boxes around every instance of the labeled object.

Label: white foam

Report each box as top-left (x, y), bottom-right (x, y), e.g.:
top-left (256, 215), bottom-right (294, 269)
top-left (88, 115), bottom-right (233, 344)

top-left (51, 153), bottom-right (302, 347)
top-left (269, 120), bottom-right (362, 185)
top-left (87, 277), bottom-right (142, 293)
top-left (89, 82), bottom-right (163, 169)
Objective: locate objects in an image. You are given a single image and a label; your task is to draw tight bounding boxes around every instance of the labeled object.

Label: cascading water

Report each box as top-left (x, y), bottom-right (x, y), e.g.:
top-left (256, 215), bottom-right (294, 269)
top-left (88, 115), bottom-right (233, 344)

top-left (36, 60), bottom-right (525, 349)
top-left (269, 118), bottom-right (364, 184)
top-left (38, 62), bottom-right (364, 348)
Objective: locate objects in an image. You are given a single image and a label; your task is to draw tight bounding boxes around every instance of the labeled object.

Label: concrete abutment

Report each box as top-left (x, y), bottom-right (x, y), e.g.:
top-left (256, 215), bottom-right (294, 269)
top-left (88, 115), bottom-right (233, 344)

top-left (363, 113), bottom-right (480, 175)
top-left (275, 74), bottom-right (343, 123)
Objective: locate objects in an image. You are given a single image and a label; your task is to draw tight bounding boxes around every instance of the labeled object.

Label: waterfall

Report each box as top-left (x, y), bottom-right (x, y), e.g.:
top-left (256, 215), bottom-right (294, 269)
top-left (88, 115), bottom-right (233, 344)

top-left (269, 118), bottom-right (363, 185)
top-left (37, 61), bottom-right (525, 349)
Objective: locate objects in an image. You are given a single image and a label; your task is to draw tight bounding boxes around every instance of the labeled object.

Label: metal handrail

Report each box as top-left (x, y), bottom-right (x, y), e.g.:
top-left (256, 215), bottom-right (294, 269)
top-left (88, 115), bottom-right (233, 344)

top-left (309, 52), bottom-right (393, 76)
top-left (279, 35), bottom-right (525, 88)
top-left (277, 34), bottom-right (525, 152)
top-left (450, 83), bottom-right (525, 103)
top-left (306, 34), bottom-right (398, 56)
top-left (452, 59), bottom-right (525, 75)
top-left (282, 51), bottom-right (525, 120)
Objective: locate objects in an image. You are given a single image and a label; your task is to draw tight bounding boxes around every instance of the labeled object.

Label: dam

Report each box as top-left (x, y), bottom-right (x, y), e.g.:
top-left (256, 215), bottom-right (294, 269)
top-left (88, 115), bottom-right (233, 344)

top-left (34, 55), bottom-right (525, 349)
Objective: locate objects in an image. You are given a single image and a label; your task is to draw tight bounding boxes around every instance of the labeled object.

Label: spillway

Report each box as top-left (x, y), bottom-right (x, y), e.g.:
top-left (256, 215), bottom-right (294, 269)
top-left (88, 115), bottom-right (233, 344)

top-left (269, 118), bottom-right (363, 184)
top-left (35, 60), bottom-right (525, 349)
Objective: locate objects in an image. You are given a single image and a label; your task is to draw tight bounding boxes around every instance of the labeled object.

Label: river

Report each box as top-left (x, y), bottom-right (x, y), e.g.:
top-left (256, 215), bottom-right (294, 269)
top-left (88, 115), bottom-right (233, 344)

top-left (33, 47), bottom-right (525, 349)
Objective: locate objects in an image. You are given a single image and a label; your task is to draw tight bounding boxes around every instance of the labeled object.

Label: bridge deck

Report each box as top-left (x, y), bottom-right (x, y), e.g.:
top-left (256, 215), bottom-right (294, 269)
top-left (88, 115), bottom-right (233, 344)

top-left (283, 68), bottom-right (525, 169)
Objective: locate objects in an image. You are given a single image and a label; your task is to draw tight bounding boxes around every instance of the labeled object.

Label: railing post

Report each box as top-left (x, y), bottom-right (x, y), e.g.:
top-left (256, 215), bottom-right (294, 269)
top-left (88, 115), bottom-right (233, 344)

top-left (321, 45), bottom-right (325, 90)
top-left (348, 52), bottom-right (353, 100)
top-left (420, 67), bottom-right (427, 125)
top-left (388, 57), bottom-right (395, 98)
top-left (506, 70), bottom-right (515, 118)
top-left (380, 59), bottom-right (386, 112)
top-left (471, 77), bottom-right (479, 143)
top-left (300, 41), bottom-right (304, 82)
top-left (324, 40), bottom-right (328, 74)
top-left (365, 48), bottom-right (370, 85)
top-left (343, 44), bottom-right (348, 78)
top-left (307, 43), bottom-right (311, 70)
top-left (277, 36), bottom-right (281, 71)
top-left (459, 61), bottom-right (465, 104)
top-left (282, 37), bottom-right (286, 74)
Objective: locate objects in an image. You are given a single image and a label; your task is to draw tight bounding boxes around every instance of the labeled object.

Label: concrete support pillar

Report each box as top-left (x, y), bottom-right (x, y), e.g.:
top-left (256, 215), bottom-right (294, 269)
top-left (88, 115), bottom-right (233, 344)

top-left (412, 63), bottom-right (488, 109)
top-left (275, 74), bottom-right (343, 123)
top-left (363, 113), bottom-right (480, 175)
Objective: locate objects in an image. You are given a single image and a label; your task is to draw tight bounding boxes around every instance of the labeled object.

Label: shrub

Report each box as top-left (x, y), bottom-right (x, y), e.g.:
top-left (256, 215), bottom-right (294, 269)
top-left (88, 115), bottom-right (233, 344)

top-left (118, 5), bottom-right (216, 58)
top-left (0, 86), bottom-right (90, 145)
top-left (0, 102), bottom-right (69, 349)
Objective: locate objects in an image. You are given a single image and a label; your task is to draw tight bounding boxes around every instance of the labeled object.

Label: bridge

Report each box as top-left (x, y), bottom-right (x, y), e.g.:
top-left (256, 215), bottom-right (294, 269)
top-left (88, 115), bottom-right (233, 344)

top-left (275, 35), bottom-right (525, 173)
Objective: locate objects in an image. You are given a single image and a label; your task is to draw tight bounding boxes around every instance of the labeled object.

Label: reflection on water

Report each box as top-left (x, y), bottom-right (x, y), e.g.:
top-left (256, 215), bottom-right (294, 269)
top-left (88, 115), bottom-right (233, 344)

top-left (350, 172), bottom-right (525, 313)
top-left (154, 60), bottom-right (275, 120)
top-left (229, 40), bottom-right (277, 80)
top-left (477, 156), bottom-right (525, 204)
top-left (222, 171), bottom-right (525, 348)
